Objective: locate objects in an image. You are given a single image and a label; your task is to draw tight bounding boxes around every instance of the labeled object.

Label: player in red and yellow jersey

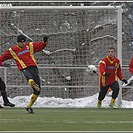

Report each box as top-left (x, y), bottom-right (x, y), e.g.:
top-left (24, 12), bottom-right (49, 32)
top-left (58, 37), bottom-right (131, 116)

top-left (97, 47), bottom-right (127, 109)
top-left (0, 34), bottom-right (48, 113)
top-left (129, 58), bottom-right (133, 74)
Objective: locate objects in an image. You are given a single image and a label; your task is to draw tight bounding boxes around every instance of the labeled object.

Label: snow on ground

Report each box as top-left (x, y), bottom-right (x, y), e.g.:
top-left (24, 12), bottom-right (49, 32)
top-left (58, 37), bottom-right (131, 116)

top-left (0, 93), bottom-right (133, 108)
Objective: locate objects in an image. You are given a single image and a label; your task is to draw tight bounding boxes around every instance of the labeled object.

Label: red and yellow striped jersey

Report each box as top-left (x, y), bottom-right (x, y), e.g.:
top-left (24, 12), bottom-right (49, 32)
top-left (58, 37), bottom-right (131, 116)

top-left (99, 56), bottom-right (124, 87)
top-left (129, 58), bottom-right (133, 74)
top-left (0, 41), bottom-right (48, 70)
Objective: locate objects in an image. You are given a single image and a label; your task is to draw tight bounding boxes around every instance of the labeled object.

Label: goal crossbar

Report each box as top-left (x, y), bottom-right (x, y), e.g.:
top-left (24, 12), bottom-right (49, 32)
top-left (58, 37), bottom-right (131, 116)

top-left (0, 6), bottom-right (122, 10)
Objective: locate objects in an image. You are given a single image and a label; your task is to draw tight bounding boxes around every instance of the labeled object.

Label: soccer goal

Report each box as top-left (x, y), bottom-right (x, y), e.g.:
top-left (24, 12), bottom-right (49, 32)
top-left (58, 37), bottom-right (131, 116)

top-left (0, 5), bottom-right (122, 107)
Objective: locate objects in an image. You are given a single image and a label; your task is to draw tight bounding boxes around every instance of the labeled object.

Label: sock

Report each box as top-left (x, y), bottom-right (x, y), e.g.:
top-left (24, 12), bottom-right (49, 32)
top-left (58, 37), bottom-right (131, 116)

top-left (98, 99), bottom-right (102, 104)
top-left (27, 94), bottom-right (38, 108)
top-left (1, 91), bottom-right (10, 104)
top-left (28, 79), bottom-right (34, 86)
top-left (28, 79), bottom-right (40, 91)
top-left (110, 98), bottom-right (115, 103)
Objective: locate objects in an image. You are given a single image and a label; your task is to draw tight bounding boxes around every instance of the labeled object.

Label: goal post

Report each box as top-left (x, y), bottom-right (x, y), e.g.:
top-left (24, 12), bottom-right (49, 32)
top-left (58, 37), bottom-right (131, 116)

top-left (117, 7), bottom-right (123, 108)
top-left (0, 5), bottom-right (123, 107)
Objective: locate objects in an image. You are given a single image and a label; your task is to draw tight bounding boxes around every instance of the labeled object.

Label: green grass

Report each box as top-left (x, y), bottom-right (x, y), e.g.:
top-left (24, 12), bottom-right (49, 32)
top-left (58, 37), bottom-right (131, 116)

top-left (0, 107), bottom-right (133, 131)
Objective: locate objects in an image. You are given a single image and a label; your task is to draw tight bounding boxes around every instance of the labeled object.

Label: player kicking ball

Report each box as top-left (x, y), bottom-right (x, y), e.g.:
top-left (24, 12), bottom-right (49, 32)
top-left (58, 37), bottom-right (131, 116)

top-left (0, 34), bottom-right (48, 113)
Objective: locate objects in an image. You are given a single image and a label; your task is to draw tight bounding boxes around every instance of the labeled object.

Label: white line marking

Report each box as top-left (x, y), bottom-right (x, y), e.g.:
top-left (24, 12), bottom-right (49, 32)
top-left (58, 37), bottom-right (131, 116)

top-left (1, 119), bottom-right (133, 124)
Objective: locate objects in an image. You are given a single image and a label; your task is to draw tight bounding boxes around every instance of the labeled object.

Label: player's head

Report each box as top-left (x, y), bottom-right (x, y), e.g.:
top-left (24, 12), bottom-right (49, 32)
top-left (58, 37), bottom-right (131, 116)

top-left (17, 34), bottom-right (26, 42)
top-left (17, 34), bottom-right (26, 48)
top-left (108, 47), bottom-right (115, 58)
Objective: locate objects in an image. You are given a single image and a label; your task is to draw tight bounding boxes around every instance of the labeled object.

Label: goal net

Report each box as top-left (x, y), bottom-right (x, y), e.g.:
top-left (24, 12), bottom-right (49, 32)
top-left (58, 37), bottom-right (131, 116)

top-left (0, 6), bottom-right (122, 104)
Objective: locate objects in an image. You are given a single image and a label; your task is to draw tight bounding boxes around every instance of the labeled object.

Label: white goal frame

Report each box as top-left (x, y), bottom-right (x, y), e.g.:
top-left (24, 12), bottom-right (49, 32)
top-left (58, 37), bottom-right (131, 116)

top-left (0, 6), bottom-right (123, 108)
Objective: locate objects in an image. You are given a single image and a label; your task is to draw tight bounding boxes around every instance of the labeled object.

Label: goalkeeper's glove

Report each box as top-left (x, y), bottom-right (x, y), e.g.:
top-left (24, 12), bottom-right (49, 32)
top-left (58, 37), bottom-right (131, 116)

top-left (104, 72), bottom-right (110, 77)
top-left (43, 36), bottom-right (48, 43)
top-left (3, 63), bottom-right (11, 67)
top-left (122, 79), bottom-right (128, 84)
top-left (93, 70), bottom-right (96, 73)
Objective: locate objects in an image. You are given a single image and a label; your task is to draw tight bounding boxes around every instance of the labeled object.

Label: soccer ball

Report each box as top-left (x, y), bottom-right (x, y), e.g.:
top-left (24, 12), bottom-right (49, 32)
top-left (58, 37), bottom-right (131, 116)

top-left (86, 65), bottom-right (97, 74)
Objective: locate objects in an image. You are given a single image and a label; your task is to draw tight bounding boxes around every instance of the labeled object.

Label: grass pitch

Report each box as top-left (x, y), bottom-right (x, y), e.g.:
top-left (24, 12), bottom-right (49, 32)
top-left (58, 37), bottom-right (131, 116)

top-left (0, 107), bottom-right (133, 131)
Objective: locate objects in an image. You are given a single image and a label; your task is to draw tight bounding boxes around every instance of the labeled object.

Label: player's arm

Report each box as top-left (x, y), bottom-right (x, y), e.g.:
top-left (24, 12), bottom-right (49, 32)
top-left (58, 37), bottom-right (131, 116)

top-left (129, 58), bottom-right (133, 74)
top-left (33, 36), bottom-right (49, 53)
top-left (99, 61), bottom-right (110, 76)
top-left (43, 36), bottom-right (48, 44)
top-left (117, 62), bottom-right (123, 79)
top-left (0, 50), bottom-right (13, 64)
top-left (117, 62), bottom-right (127, 84)
top-left (0, 62), bottom-right (10, 67)
top-left (0, 62), bottom-right (2, 66)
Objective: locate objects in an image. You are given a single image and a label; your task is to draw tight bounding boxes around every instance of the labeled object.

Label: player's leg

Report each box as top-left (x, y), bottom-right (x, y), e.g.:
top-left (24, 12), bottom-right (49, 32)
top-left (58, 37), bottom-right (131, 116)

top-left (27, 80), bottom-right (41, 113)
top-left (22, 67), bottom-right (41, 113)
top-left (109, 81), bottom-right (119, 108)
top-left (97, 86), bottom-right (109, 108)
top-left (0, 78), bottom-right (15, 107)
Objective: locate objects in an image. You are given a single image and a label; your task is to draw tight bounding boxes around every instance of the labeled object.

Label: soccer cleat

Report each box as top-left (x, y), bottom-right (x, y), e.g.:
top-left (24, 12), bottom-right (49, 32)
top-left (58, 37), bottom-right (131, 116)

top-left (4, 102), bottom-right (15, 107)
top-left (0, 105), bottom-right (4, 108)
top-left (109, 102), bottom-right (118, 109)
top-left (26, 107), bottom-right (34, 114)
top-left (97, 102), bottom-right (102, 109)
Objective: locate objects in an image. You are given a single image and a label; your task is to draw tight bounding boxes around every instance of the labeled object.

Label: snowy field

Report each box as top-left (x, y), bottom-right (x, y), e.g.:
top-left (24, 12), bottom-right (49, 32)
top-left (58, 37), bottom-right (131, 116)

top-left (0, 93), bottom-right (133, 108)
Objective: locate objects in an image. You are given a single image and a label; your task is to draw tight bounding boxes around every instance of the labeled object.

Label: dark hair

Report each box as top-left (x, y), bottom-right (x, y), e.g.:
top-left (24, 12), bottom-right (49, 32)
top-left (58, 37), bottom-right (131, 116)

top-left (17, 35), bottom-right (26, 42)
top-left (108, 47), bottom-right (115, 51)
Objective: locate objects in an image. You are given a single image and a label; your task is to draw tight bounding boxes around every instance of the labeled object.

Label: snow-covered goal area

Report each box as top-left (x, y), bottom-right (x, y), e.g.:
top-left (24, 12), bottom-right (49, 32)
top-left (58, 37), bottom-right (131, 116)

top-left (0, 6), bottom-right (123, 101)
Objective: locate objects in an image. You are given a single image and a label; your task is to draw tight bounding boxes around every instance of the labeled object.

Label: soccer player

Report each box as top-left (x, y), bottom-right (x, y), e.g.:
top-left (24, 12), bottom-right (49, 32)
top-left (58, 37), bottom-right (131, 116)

top-left (129, 57), bottom-right (133, 75)
top-left (97, 47), bottom-right (127, 109)
top-left (0, 34), bottom-right (48, 113)
top-left (122, 56), bottom-right (133, 87)
top-left (0, 62), bottom-right (15, 108)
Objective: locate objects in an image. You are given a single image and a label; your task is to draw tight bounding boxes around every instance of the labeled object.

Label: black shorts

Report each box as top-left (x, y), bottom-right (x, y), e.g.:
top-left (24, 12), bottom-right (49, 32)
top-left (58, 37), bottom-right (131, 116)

top-left (21, 66), bottom-right (40, 88)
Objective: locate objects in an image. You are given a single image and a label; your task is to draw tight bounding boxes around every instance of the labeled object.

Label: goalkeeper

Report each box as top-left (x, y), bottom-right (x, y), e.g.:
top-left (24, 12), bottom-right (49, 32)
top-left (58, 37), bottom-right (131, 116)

top-left (0, 34), bottom-right (48, 113)
top-left (97, 47), bottom-right (127, 109)
top-left (0, 62), bottom-right (15, 108)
